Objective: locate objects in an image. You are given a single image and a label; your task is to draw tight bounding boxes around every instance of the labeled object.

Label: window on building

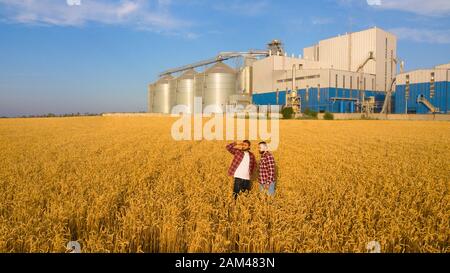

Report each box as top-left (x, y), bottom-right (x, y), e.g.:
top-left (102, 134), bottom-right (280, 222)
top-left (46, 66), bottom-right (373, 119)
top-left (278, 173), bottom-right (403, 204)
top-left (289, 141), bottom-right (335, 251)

top-left (350, 76), bottom-right (353, 90)
top-left (335, 74), bottom-right (338, 88)
top-left (372, 79), bottom-right (375, 90)
top-left (363, 78), bottom-right (366, 90)
top-left (343, 76), bottom-right (346, 89)
top-left (405, 75), bottom-right (410, 100)
top-left (317, 46), bottom-right (320, 61)
top-left (277, 74), bottom-right (320, 83)
top-left (385, 38), bottom-right (388, 58)
top-left (391, 50), bottom-right (394, 77)
top-left (430, 72), bottom-right (435, 98)
top-left (357, 77), bottom-right (360, 90)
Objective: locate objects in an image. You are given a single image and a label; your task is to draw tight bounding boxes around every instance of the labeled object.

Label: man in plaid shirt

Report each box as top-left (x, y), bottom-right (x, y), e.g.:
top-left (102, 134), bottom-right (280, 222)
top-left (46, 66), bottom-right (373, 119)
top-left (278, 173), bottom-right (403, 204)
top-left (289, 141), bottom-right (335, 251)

top-left (258, 141), bottom-right (277, 196)
top-left (226, 140), bottom-right (256, 199)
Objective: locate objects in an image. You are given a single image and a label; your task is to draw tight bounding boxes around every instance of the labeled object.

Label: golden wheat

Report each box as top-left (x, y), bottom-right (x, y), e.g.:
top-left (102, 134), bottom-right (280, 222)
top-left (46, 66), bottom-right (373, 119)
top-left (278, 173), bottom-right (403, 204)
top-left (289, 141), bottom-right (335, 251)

top-left (0, 117), bottom-right (448, 253)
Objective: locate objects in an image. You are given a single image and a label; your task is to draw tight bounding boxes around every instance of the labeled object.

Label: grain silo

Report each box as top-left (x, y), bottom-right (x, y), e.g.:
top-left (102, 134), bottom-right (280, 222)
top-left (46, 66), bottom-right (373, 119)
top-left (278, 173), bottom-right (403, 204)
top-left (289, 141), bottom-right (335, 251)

top-left (152, 75), bottom-right (174, 114)
top-left (147, 84), bottom-right (153, 113)
top-left (195, 62), bottom-right (237, 113)
top-left (174, 69), bottom-right (197, 113)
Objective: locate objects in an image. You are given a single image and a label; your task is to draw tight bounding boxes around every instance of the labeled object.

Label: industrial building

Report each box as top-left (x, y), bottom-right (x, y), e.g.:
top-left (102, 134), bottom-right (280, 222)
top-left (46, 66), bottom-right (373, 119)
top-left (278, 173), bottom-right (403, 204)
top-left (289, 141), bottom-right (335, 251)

top-left (252, 27), bottom-right (397, 114)
top-left (148, 27), bottom-right (448, 115)
top-left (395, 63), bottom-right (449, 114)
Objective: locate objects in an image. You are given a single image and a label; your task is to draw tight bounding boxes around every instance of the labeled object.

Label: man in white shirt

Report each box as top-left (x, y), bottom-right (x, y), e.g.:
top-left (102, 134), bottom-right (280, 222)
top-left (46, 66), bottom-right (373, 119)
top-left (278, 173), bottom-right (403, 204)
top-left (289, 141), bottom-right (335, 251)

top-left (226, 140), bottom-right (256, 199)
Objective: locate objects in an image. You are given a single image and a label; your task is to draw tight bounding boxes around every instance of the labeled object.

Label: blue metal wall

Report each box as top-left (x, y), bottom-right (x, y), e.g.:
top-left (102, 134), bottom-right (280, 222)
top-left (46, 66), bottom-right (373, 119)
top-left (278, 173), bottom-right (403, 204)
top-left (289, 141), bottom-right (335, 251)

top-left (394, 81), bottom-right (449, 114)
top-left (252, 89), bottom-right (387, 113)
top-left (252, 91), bottom-right (286, 106)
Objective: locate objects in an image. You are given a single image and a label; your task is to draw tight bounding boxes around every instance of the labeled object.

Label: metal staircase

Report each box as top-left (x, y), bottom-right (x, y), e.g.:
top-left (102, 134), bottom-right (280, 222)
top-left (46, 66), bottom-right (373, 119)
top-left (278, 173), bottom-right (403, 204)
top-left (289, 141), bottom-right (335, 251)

top-left (417, 95), bottom-right (439, 113)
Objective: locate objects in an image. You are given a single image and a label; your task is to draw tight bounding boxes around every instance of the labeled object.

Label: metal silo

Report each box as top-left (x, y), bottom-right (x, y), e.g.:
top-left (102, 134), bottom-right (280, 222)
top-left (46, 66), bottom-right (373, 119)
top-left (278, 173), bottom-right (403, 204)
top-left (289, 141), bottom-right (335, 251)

top-left (201, 62), bottom-right (237, 113)
top-left (148, 83), bottom-right (154, 113)
top-left (175, 69), bottom-right (197, 113)
top-left (152, 75), bottom-right (174, 114)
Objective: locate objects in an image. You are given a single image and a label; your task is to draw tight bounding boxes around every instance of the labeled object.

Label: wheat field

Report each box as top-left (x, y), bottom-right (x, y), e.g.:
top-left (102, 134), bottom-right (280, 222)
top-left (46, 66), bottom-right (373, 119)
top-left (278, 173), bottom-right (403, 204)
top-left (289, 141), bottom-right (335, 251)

top-left (0, 117), bottom-right (448, 253)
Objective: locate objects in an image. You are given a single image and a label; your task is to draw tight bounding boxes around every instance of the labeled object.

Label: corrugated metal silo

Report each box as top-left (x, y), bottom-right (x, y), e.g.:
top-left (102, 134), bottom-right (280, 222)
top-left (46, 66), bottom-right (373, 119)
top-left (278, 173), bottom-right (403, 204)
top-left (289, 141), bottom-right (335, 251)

top-left (152, 75), bottom-right (174, 114)
top-left (175, 69), bottom-right (197, 113)
top-left (199, 62), bottom-right (237, 113)
top-left (194, 72), bottom-right (205, 98)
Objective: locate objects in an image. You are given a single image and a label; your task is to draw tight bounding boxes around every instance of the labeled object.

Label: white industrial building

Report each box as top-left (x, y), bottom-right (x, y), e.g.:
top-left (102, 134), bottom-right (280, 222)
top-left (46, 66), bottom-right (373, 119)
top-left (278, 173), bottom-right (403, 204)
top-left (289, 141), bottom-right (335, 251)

top-left (148, 27), bottom-right (406, 115)
top-left (395, 63), bottom-right (450, 114)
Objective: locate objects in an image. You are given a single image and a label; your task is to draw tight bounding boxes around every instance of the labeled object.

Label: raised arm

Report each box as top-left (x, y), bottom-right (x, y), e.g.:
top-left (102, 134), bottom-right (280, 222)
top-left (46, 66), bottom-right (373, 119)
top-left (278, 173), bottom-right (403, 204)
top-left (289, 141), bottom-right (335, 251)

top-left (226, 142), bottom-right (239, 155)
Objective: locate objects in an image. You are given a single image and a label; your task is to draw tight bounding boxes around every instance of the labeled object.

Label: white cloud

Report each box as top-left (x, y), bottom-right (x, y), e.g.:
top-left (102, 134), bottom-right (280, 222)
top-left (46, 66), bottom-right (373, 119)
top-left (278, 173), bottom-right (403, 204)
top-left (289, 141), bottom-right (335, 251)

top-left (369, 0), bottom-right (450, 16)
top-left (366, 0), bottom-right (381, 6)
top-left (390, 27), bottom-right (450, 44)
top-left (0, 0), bottom-right (194, 36)
top-left (116, 1), bottom-right (139, 18)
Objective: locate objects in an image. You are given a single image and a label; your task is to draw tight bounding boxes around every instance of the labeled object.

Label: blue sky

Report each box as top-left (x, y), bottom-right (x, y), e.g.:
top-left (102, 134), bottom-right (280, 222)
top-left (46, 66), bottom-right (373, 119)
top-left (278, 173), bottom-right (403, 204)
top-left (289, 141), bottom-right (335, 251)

top-left (0, 0), bottom-right (449, 117)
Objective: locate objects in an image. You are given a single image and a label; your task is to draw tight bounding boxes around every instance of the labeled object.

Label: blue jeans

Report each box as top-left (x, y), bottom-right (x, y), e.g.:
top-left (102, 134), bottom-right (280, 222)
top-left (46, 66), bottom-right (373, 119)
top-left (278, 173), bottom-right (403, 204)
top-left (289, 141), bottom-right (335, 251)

top-left (259, 182), bottom-right (276, 196)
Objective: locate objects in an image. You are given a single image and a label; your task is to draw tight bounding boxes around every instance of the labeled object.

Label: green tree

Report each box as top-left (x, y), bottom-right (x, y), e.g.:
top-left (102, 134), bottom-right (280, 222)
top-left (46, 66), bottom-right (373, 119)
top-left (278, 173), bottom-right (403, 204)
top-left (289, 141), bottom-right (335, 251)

top-left (281, 107), bottom-right (294, 119)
